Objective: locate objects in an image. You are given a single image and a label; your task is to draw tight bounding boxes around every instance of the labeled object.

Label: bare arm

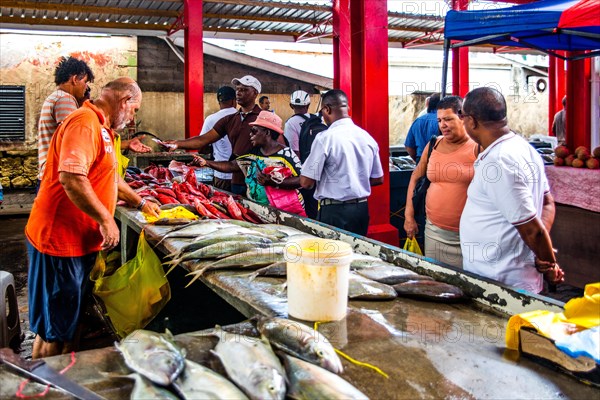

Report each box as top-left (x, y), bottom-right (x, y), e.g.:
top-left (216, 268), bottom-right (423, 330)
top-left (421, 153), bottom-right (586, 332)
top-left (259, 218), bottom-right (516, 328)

top-left (403, 142), bottom-right (431, 238)
top-left (257, 171), bottom-right (301, 190)
top-left (540, 192), bottom-right (555, 232)
top-left (167, 129), bottom-right (221, 151)
top-left (406, 146), bottom-right (417, 161)
top-left (300, 175), bottom-right (316, 190)
top-left (117, 177), bottom-right (160, 217)
top-left (192, 155), bottom-right (240, 173)
top-left (370, 176), bottom-right (384, 186)
top-left (515, 217), bottom-right (564, 284)
top-left (59, 172), bottom-right (119, 250)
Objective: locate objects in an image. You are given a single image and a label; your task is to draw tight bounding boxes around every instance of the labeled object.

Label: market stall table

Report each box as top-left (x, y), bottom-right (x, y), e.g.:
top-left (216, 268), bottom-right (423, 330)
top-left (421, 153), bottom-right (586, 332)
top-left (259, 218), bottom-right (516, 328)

top-left (82, 205), bottom-right (597, 398)
top-left (545, 166), bottom-right (600, 213)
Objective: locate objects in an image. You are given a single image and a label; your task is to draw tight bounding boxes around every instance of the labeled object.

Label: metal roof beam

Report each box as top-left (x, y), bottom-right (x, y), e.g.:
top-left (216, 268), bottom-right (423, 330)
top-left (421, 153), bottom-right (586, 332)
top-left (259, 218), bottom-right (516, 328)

top-left (203, 12), bottom-right (321, 25)
top-left (203, 0), bottom-right (330, 12)
top-left (0, 16), bottom-right (170, 31)
top-left (0, 1), bottom-right (180, 18)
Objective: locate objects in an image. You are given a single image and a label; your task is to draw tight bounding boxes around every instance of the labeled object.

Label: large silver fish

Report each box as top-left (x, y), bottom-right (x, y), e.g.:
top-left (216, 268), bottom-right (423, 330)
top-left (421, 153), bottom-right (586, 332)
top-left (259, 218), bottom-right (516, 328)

top-left (256, 316), bottom-right (343, 373)
top-left (165, 240), bottom-right (272, 266)
top-left (173, 359), bottom-right (249, 400)
top-left (156, 220), bottom-right (229, 245)
top-left (354, 265), bottom-right (433, 285)
top-left (350, 253), bottom-right (397, 269)
top-left (212, 327), bottom-right (286, 400)
top-left (129, 373), bottom-right (179, 400)
top-left (393, 280), bottom-right (466, 302)
top-left (348, 273), bottom-right (398, 300)
top-left (283, 355), bottom-right (369, 400)
top-left (115, 329), bottom-right (186, 386)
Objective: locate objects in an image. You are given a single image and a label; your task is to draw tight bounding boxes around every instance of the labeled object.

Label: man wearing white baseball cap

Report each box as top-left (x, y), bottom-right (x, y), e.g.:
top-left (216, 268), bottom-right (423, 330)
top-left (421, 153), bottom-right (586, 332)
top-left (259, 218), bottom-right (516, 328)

top-left (284, 90), bottom-right (311, 158)
top-left (166, 75), bottom-right (263, 195)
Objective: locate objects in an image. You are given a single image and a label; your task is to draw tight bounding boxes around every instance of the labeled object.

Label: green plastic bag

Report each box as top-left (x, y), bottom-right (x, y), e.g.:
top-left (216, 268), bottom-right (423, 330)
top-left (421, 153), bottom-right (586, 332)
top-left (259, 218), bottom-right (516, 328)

top-left (403, 237), bottom-right (423, 256)
top-left (90, 231), bottom-right (170, 338)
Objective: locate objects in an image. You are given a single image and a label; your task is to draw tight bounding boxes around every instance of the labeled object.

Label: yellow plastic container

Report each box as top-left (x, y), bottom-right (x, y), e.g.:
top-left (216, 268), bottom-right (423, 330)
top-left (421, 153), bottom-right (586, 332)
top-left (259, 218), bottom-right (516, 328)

top-left (285, 238), bottom-right (353, 321)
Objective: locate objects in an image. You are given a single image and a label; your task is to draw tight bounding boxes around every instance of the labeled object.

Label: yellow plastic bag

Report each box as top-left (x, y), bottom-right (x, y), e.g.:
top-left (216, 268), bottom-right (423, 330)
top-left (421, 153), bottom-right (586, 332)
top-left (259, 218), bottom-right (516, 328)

top-left (403, 237), bottom-right (423, 256)
top-left (143, 206), bottom-right (198, 223)
top-left (90, 231), bottom-right (170, 338)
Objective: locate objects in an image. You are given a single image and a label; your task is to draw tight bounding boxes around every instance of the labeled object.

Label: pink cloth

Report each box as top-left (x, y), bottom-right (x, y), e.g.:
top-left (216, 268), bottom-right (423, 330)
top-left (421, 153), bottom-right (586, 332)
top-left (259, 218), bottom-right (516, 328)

top-left (545, 166), bottom-right (600, 213)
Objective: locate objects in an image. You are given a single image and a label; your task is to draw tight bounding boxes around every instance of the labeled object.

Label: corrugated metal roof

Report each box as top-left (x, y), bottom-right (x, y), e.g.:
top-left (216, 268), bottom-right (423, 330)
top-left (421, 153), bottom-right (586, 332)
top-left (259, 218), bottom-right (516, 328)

top-left (0, 0), bottom-right (445, 48)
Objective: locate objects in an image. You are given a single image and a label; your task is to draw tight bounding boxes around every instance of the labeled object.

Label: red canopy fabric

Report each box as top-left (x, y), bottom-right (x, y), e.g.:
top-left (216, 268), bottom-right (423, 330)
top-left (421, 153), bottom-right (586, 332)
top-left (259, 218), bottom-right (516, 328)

top-left (558, 0), bottom-right (600, 29)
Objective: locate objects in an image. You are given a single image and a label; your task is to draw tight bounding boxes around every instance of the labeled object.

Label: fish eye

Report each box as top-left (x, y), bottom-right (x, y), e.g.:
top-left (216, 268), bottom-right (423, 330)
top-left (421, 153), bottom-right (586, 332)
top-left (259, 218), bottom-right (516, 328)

top-left (316, 349), bottom-right (324, 357)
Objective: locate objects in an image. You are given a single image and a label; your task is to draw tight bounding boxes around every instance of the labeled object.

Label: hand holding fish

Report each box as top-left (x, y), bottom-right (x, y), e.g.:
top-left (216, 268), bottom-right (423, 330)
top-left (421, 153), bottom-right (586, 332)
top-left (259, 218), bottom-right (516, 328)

top-left (161, 140), bottom-right (179, 152)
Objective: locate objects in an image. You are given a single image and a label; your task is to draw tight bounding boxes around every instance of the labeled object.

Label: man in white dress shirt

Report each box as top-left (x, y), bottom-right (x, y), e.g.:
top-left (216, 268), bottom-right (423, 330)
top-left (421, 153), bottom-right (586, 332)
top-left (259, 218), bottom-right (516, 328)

top-left (300, 89), bottom-right (384, 236)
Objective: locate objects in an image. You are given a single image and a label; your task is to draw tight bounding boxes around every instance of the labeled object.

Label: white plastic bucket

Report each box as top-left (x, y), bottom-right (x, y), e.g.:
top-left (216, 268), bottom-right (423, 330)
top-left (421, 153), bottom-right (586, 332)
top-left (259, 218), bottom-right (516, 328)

top-left (285, 238), bottom-right (353, 322)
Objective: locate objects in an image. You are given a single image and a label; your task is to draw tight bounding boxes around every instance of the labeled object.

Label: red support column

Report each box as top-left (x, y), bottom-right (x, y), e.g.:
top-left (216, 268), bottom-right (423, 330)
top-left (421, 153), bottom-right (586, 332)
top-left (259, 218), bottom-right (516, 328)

top-left (548, 55), bottom-right (556, 135)
top-left (347, 0), bottom-right (398, 245)
top-left (459, 47), bottom-right (470, 96)
top-left (332, 0), bottom-right (351, 106)
top-left (556, 53), bottom-right (566, 117)
top-left (452, 47), bottom-right (460, 95)
top-left (566, 54), bottom-right (591, 149)
top-left (184, 0), bottom-right (203, 139)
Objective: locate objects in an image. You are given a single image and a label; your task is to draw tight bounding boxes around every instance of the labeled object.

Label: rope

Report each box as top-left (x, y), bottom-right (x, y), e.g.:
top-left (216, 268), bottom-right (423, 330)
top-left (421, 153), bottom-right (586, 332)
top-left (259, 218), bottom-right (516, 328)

top-left (16, 352), bottom-right (77, 398)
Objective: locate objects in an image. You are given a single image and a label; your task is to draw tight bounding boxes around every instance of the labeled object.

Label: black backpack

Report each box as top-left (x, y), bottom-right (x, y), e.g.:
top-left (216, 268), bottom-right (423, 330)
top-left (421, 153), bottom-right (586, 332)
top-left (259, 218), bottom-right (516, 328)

top-left (298, 113), bottom-right (328, 163)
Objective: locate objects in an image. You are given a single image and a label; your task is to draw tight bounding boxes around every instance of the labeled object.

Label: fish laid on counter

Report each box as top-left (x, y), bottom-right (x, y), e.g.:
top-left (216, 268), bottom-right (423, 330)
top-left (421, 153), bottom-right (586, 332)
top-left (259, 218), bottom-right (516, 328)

top-left (248, 262), bottom-right (288, 280)
top-left (165, 240), bottom-right (273, 266)
top-left (354, 265), bottom-right (433, 285)
top-left (348, 272), bottom-right (398, 300)
top-left (350, 253), bottom-right (398, 269)
top-left (172, 228), bottom-right (275, 256)
top-left (130, 373), bottom-right (179, 400)
top-left (282, 354), bottom-right (369, 400)
top-left (156, 220), bottom-right (230, 245)
top-left (115, 329), bottom-right (186, 386)
top-left (211, 327), bottom-right (286, 400)
top-left (173, 359), bottom-right (249, 400)
top-left (393, 280), bottom-right (466, 302)
top-left (186, 246), bottom-right (287, 286)
top-left (256, 316), bottom-right (344, 374)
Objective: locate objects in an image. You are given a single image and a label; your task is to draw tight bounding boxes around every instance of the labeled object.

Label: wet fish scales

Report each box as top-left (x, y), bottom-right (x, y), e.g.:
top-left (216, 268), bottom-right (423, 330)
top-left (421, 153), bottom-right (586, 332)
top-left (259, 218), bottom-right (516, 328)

top-left (212, 327), bottom-right (286, 400)
top-left (393, 280), bottom-right (466, 302)
top-left (283, 355), bottom-right (369, 400)
top-left (130, 373), bottom-right (179, 400)
top-left (348, 273), bottom-right (397, 300)
top-left (256, 316), bottom-right (343, 374)
top-left (354, 265), bottom-right (433, 285)
top-left (173, 359), bottom-right (249, 400)
top-left (115, 329), bottom-right (185, 386)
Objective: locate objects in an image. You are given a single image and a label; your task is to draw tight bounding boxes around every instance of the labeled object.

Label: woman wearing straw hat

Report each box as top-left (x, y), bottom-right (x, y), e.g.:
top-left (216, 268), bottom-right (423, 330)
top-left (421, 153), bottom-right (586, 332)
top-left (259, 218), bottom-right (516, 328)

top-left (193, 111), bottom-right (306, 216)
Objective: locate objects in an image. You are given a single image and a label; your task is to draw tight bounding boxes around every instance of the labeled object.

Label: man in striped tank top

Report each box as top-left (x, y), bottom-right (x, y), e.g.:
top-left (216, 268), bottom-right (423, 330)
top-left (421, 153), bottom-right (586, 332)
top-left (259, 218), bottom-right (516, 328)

top-left (37, 57), bottom-right (94, 185)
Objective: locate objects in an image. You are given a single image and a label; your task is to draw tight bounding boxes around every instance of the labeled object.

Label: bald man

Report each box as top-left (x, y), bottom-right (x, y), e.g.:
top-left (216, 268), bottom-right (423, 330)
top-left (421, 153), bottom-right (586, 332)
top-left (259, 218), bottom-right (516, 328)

top-left (25, 77), bottom-right (160, 358)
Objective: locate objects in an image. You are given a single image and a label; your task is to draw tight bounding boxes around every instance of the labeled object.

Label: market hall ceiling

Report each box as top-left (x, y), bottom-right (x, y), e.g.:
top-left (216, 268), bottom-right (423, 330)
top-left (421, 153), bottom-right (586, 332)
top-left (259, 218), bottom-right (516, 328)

top-left (0, 0), bottom-right (445, 48)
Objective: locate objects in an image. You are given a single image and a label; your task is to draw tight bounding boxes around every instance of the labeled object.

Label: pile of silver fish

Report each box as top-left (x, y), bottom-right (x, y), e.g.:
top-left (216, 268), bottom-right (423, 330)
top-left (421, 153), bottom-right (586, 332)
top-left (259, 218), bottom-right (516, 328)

top-left (160, 219), bottom-right (466, 302)
top-left (115, 317), bottom-right (369, 399)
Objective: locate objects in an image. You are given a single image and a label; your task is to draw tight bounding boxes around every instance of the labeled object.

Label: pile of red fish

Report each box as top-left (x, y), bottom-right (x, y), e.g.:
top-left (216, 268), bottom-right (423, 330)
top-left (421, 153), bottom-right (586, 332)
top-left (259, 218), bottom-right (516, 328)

top-left (125, 164), bottom-right (262, 223)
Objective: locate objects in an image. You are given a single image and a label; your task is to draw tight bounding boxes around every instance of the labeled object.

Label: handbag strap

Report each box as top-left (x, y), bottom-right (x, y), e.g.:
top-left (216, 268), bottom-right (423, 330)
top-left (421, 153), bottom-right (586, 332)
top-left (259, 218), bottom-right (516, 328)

top-left (423, 135), bottom-right (439, 166)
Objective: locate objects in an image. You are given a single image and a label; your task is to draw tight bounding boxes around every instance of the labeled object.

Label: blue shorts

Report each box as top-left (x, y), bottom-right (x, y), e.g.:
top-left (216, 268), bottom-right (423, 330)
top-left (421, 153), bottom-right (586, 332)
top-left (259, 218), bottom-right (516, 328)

top-left (27, 240), bottom-right (96, 342)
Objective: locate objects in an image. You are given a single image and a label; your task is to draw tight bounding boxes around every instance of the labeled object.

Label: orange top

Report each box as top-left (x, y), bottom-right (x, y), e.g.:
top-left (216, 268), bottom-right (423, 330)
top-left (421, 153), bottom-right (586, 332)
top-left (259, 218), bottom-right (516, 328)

top-left (26, 101), bottom-right (118, 257)
top-left (425, 138), bottom-right (478, 232)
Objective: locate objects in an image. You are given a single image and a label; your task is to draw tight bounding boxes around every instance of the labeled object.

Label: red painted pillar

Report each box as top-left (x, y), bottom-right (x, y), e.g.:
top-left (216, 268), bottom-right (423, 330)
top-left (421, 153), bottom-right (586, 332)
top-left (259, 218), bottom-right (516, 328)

top-left (548, 55), bottom-right (556, 136)
top-left (451, 0), bottom-right (469, 96)
top-left (566, 54), bottom-right (591, 149)
top-left (184, 0), bottom-right (203, 139)
top-left (332, 0), bottom-right (351, 107)
top-left (346, 0), bottom-right (398, 245)
top-left (556, 53), bottom-right (566, 113)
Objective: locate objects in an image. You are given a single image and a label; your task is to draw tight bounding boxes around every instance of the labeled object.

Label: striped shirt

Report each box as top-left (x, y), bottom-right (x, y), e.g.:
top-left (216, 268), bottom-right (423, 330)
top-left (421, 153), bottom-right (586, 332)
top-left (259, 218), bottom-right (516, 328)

top-left (37, 89), bottom-right (78, 179)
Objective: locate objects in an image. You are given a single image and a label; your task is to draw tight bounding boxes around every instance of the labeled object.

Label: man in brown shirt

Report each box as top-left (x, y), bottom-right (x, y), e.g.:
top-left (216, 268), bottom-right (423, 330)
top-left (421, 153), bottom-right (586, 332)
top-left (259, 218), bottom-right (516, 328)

top-left (167, 75), bottom-right (262, 195)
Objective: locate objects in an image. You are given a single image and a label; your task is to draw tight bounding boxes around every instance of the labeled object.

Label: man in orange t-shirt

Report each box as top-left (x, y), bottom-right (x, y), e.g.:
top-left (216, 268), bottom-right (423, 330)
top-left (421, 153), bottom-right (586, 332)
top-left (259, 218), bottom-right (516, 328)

top-left (25, 78), bottom-right (160, 359)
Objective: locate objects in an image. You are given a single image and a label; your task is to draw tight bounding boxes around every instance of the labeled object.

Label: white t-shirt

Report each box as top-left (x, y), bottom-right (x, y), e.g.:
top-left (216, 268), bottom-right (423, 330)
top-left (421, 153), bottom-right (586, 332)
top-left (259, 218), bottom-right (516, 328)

top-left (301, 118), bottom-right (384, 201)
top-left (200, 107), bottom-right (237, 180)
top-left (460, 132), bottom-right (550, 293)
top-left (284, 113), bottom-right (310, 153)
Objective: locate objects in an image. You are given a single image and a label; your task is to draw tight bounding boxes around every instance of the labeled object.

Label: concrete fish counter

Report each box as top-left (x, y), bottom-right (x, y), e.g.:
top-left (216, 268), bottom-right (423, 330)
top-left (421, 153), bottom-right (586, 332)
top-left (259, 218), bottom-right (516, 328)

top-left (0, 203), bottom-right (594, 399)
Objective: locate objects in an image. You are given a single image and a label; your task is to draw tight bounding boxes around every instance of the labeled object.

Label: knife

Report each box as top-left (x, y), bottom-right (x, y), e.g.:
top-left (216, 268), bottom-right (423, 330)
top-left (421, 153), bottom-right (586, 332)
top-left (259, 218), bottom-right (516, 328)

top-left (0, 348), bottom-right (106, 400)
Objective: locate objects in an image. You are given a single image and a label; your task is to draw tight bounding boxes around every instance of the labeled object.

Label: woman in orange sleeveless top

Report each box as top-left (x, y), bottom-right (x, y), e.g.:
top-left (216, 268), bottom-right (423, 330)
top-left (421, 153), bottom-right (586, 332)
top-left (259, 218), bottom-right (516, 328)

top-left (404, 96), bottom-right (478, 268)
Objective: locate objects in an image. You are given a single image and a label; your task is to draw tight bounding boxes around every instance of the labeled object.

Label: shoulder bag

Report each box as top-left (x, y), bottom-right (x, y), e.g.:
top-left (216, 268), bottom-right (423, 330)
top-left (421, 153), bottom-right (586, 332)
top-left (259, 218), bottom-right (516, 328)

top-left (411, 135), bottom-right (439, 217)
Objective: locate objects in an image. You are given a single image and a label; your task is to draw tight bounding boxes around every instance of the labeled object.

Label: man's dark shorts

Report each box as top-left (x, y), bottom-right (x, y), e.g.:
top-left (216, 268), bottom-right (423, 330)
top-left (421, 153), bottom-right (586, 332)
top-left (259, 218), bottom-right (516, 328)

top-left (27, 240), bottom-right (96, 342)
